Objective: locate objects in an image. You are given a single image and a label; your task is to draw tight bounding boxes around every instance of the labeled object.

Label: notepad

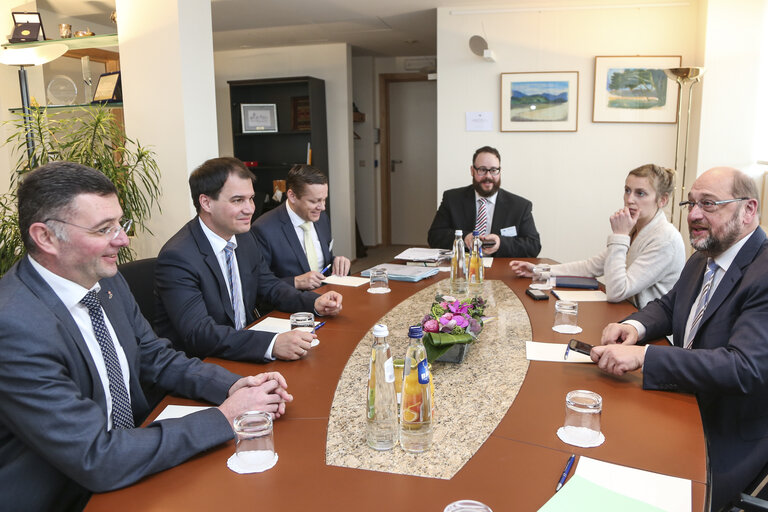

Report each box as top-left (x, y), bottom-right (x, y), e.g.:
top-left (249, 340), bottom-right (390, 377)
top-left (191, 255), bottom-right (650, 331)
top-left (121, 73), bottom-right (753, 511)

top-left (249, 317), bottom-right (319, 333)
top-left (525, 341), bottom-right (592, 363)
top-left (154, 405), bottom-right (211, 422)
top-left (361, 264), bottom-right (438, 282)
top-left (323, 275), bottom-right (368, 287)
top-left (551, 290), bottom-right (607, 302)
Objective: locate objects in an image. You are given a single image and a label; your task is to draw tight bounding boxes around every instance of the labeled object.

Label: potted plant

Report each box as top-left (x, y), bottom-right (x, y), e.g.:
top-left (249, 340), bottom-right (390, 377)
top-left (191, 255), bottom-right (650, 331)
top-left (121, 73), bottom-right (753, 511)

top-left (0, 106), bottom-right (161, 276)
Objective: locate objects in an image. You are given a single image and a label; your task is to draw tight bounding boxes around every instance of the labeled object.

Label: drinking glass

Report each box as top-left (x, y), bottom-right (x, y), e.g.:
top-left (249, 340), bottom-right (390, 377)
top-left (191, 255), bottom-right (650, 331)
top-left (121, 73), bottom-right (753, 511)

top-left (234, 411), bottom-right (275, 469)
top-left (530, 264), bottom-right (552, 290)
top-left (368, 268), bottom-right (390, 294)
top-left (290, 312), bottom-right (319, 347)
top-left (563, 390), bottom-right (602, 445)
top-left (552, 300), bottom-right (581, 334)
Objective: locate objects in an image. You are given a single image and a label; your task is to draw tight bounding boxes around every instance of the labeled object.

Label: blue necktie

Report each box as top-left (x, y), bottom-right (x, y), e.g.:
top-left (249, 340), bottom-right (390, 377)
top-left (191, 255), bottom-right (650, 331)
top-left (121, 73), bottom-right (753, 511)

top-left (224, 241), bottom-right (245, 330)
top-left (80, 291), bottom-right (134, 429)
top-left (684, 259), bottom-right (719, 349)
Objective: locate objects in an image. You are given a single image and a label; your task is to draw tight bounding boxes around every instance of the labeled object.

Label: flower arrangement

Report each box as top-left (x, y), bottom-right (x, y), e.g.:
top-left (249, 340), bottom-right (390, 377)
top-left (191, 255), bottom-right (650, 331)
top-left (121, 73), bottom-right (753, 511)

top-left (421, 295), bottom-right (485, 362)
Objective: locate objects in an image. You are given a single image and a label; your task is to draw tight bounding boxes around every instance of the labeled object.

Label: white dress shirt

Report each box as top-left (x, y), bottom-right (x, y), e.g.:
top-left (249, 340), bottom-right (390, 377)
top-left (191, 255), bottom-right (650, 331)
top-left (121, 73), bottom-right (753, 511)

top-left (474, 190), bottom-right (498, 236)
top-left (285, 202), bottom-right (326, 270)
top-left (28, 255), bottom-right (131, 431)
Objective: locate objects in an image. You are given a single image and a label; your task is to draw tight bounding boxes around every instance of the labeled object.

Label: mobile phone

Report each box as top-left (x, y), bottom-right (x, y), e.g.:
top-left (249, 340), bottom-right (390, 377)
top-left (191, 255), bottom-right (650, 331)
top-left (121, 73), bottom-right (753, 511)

top-left (567, 339), bottom-right (594, 356)
top-left (482, 240), bottom-right (495, 248)
top-left (526, 288), bottom-right (549, 300)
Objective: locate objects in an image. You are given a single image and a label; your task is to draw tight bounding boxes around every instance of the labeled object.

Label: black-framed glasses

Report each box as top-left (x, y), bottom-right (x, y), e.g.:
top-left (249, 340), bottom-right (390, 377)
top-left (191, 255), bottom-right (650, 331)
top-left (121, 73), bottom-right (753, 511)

top-left (44, 218), bottom-right (133, 241)
top-left (678, 198), bottom-right (749, 213)
top-left (473, 166), bottom-right (501, 176)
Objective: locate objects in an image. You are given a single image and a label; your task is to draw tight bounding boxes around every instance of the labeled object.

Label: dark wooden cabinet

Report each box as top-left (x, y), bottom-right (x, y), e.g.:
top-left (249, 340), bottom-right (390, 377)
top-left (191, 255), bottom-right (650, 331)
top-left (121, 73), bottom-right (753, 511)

top-left (228, 76), bottom-right (328, 216)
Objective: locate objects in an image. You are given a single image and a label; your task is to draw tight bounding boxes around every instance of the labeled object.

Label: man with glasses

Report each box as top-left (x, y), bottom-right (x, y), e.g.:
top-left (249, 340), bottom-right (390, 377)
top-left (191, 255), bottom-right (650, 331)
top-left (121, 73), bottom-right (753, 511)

top-left (427, 145), bottom-right (541, 257)
top-left (0, 162), bottom-right (292, 510)
top-left (591, 167), bottom-right (768, 510)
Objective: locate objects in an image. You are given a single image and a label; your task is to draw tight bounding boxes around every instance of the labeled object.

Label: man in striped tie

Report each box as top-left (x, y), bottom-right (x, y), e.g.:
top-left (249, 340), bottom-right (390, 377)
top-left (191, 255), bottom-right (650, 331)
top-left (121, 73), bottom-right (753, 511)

top-left (591, 167), bottom-right (768, 511)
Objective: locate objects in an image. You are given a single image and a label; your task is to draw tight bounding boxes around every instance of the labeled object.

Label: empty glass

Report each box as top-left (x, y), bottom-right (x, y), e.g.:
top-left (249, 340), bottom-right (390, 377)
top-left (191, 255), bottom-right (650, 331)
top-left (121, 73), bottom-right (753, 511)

top-left (367, 268), bottom-right (390, 294)
top-left (233, 411), bottom-right (276, 470)
top-left (552, 300), bottom-right (581, 334)
top-left (560, 390), bottom-right (603, 447)
top-left (530, 264), bottom-right (553, 290)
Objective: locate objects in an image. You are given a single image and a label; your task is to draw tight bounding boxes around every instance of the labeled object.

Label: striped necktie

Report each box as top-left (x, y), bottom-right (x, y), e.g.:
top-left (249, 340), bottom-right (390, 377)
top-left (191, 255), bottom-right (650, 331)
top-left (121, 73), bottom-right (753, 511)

top-left (300, 221), bottom-right (319, 271)
top-left (684, 259), bottom-right (719, 349)
top-left (475, 198), bottom-right (488, 236)
top-left (224, 241), bottom-right (245, 330)
top-left (80, 291), bottom-right (134, 429)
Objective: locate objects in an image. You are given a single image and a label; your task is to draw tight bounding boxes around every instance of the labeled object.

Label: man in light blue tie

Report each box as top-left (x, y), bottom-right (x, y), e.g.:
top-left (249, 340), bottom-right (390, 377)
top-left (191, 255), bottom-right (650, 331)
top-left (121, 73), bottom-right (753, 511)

top-left (591, 167), bottom-right (768, 511)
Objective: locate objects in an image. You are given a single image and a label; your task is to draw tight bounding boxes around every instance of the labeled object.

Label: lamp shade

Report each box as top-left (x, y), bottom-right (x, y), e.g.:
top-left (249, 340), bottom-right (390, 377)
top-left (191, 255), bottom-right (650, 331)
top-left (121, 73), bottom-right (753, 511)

top-left (0, 43), bottom-right (68, 67)
top-left (664, 67), bottom-right (706, 82)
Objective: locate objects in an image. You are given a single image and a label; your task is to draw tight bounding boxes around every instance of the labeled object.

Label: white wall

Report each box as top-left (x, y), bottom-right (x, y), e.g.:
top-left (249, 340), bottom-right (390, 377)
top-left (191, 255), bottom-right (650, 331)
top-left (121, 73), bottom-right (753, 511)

top-left (352, 56), bottom-right (376, 246)
top-left (214, 43), bottom-right (355, 260)
top-left (437, 3), bottom-right (701, 263)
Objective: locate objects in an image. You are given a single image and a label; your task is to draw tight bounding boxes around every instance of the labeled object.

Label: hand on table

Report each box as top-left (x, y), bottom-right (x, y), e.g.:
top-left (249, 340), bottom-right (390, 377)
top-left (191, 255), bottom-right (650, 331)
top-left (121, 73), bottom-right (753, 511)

top-left (509, 260), bottom-right (534, 277)
top-left (315, 291), bottom-right (343, 316)
top-left (590, 344), bottom-right (646, 376)
top-left (295, 271), bottom-right (326, 290)
top-left (273, 330), bottom-right (316, 360)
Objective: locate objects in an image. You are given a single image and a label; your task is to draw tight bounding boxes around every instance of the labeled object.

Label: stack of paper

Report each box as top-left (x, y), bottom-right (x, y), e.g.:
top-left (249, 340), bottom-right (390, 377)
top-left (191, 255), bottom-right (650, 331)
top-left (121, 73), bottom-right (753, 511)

top-left (394, 247), bottom-right (450, 262)
top-left (361, 263), bottom-right (438, 282)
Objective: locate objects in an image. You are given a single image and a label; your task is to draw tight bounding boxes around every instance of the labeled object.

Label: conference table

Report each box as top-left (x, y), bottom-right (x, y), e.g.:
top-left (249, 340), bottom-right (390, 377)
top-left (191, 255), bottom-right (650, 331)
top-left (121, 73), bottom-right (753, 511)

top-left (86, 259), bottom-right (707, 511)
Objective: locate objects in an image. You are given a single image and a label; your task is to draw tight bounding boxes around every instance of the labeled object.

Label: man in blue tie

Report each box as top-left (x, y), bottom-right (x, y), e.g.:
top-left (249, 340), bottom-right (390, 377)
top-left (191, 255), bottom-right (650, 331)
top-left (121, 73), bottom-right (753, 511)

top-left (0, 162), bottom-right (292, 510)
top-left (591, 167), bottom-right (768, 511)
top-left (154, 157), bottom-right (343, 362)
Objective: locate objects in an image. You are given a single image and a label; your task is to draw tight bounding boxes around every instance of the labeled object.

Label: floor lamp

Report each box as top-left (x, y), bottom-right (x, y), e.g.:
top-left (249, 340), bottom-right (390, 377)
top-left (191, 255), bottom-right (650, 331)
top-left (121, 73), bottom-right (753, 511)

top-left (0, 43), bottom-right (68, 168)
top-left (664, 67), bottom-right (705, 230)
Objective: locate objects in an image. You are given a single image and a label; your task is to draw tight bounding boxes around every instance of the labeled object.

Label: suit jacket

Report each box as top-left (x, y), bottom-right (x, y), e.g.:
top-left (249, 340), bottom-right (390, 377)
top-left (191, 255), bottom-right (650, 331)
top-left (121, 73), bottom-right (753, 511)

top-left (629, 227), bottom-right (768, 510)
top-left (154, 218), bottom-right (319, 362)
top-left (251, 203), bottom-right (334, 286)
top-left (0, 257), bottom-right (239, 512)
top-left (427, 185), bottom-right (541, 257)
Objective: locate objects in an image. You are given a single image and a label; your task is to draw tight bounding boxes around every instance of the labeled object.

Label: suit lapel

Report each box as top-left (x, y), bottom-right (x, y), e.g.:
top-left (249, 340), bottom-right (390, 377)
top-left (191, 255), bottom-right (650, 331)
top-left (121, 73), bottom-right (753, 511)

top-left (490, 190), bottom-right (507, 234)
top-left (317, 213), bottom-right (333, 263)
top-left (190, 219), bottom-right (236, 326)
top-left (279, 206), bottom-right (311, 273)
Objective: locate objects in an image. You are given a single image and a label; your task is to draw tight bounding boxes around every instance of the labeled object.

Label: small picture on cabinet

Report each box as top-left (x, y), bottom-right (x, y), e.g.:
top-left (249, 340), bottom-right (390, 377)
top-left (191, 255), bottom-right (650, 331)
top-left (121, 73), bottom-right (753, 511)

top-left (291, 96), bottom-right (311, 131)
top-left (241, 103), bottom-right (278, 133)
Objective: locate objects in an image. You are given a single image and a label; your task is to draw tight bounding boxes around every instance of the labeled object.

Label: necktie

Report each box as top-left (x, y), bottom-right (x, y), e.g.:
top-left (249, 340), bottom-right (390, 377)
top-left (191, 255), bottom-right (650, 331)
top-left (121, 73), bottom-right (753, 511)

top-left (300, 221), bottom-right (319, 271)
top-left (224, 241), bottom-right (245, 330)
top-left (475, 198), bottom-right (488, 236)
top-left (80, 291), bottom-right (133, 429)
top-left (684, 259), bottom-right (719, 349)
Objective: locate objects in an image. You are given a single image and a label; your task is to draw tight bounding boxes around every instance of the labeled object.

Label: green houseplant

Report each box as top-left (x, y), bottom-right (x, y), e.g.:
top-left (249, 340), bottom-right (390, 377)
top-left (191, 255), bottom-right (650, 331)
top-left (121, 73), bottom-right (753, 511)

top-left (0, 106), bottom-right (161, 276)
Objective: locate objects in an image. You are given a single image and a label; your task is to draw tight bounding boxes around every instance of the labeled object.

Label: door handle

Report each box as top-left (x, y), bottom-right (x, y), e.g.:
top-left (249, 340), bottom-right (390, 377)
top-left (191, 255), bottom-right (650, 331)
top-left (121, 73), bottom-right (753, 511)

top-left (391, 159), bottom-right (402, 172)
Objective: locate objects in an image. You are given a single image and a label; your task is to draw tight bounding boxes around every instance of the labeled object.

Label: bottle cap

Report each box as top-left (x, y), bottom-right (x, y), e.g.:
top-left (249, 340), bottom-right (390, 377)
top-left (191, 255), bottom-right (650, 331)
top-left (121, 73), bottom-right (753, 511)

top-left (473, 230), bottom-right (479, 236)
top-left (408, 325), bottom-right (423, 338)
top-left (455, 229), bottom-right (462, 236)
top-left (373, 324), bottom-right (388, 337)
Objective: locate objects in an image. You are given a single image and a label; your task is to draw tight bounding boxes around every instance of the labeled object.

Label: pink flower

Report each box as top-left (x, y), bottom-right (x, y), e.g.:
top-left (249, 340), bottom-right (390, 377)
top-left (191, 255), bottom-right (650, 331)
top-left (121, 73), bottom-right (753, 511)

top-left (455, 314), bottom-right (469, 328)
top-left (439, 312), bottom-right (454, 324)
top-left (423, 319), bottom-right (439, 332)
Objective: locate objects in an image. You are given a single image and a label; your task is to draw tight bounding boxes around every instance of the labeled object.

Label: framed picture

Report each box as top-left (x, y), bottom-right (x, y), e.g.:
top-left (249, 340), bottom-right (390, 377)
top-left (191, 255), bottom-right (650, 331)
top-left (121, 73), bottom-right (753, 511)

top-left (500, 71), bottom-right (579, 132)
top-left (593, 55), bottom-right (681, 123)
top-left (241, 104), bottom-right (278, 133)
top-left (10, 12), bottom-right (46, 43)
top-left (291, 96), bottom-right (311, 131)
top-left (92, 71), bottom-right (122, 103)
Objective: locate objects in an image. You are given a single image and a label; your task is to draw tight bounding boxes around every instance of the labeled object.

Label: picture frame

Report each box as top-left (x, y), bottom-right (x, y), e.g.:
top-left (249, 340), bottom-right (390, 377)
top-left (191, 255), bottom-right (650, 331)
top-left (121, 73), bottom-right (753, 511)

top-left (241, 104), bottom-right (278, 133)
top-left (500, 71), bottom-right (579, 132)
top-left (10, 11), bottom-right (46, 43)
top-left (291, 96), bottom-right (311, 131)
top-left (92, 71), bottom-right (122, 103)
top-left (592, 55), bottom-right (682, 123)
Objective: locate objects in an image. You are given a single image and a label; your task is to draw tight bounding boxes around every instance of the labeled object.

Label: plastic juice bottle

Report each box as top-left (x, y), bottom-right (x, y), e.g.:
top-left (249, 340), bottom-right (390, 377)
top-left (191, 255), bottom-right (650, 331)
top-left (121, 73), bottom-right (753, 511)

top-left (399, 325), bottom-right (433, 453)
top-left (450, 230), bottom-right (467, 295)
top-left (366, 324), bottom-right (398, 450)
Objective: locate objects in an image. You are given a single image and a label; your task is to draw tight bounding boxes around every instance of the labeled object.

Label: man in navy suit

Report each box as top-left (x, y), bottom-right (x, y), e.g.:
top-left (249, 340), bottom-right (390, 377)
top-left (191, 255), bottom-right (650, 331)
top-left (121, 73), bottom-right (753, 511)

top-left (0, 162), bottom-right (292, 511)
top-left (427, 145), bottom-right (541, 257)
top-left (592, 167), bottom-right (768, 511)
top-left (154, 157), bottom-right (343, 363)
top-left (252, 164), bottom-right (350, 290)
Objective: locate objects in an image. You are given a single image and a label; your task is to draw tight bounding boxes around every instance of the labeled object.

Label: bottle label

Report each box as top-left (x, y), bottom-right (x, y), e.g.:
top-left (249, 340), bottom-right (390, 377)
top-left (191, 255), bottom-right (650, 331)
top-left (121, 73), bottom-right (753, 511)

top-left (384, 356), bottom-right (395, 383)
top-left (417, 358), bottom-right (430, 384)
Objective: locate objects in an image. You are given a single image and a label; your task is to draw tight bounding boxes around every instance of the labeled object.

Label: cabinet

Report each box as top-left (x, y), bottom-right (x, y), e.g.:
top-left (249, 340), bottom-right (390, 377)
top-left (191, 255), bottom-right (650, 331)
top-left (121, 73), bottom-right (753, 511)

top-left (228, 76), bottom-right (328, 215)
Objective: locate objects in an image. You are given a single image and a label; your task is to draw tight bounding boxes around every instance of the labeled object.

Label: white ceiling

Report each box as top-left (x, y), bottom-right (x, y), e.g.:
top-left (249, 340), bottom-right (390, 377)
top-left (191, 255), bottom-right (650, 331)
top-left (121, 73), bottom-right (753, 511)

top-left (37, 0), bottom-right (520, 56)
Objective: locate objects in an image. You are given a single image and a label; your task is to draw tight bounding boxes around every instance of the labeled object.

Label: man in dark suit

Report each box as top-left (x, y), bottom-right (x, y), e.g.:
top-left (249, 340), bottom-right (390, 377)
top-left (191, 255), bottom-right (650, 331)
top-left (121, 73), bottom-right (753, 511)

top-left (154, 157), bottom-right (343, 363)
top-left (427, 145), bottom-right (541, 257)
top-left (252, 164), bottom-right (350, 290)
top-left (0, 162), bottom-right (292, 511)
top-left (592, 167), bottom-right (768, 511)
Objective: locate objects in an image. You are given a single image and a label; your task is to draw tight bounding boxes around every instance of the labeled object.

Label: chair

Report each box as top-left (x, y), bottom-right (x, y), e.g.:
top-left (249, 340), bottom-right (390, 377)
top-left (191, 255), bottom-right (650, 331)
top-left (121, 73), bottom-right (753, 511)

top-left (118, 257), bottom-right (158, 324)
top-left (730, 463), bottom-right (768, 512)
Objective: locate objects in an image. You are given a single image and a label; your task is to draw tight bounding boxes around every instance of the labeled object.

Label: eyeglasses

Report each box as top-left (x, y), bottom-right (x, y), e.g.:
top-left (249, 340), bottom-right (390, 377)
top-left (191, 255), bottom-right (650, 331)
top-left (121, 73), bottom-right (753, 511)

top-left (44, 218), bottom-right (133, 241)
top-left (473, 166), bottom-right (501, 176)
top-left (678, 197), bottom-right (749, 213)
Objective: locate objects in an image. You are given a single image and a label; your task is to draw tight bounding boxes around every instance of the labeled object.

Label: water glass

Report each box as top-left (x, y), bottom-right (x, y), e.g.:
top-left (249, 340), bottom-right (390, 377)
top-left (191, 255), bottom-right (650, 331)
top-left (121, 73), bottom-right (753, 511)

top-left (530, 264), bottom-right (552, 290)
top-left (289, 312), bottom-right (314, 332)
top-left (552, 300), bottom-right (580, 334)
top-left (563, 390), bottom-right (602, 444)
top-left (234, 411), bottom-right (275, 469)
top-left (368, 268), bottom-right (390, 294)
top-left (444, 500), bottom-right (493, 512)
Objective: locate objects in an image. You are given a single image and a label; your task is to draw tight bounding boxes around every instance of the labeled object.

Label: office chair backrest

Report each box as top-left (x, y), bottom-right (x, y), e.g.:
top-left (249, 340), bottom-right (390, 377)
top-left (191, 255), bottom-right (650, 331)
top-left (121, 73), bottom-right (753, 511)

top-left (118, 257), bottom-right (158, 324)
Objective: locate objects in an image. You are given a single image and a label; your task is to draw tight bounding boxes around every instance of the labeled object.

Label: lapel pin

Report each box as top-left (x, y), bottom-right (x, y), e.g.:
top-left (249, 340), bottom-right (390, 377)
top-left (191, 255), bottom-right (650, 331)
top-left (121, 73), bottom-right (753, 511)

top-left (107, 290), bottom-right (113, 299)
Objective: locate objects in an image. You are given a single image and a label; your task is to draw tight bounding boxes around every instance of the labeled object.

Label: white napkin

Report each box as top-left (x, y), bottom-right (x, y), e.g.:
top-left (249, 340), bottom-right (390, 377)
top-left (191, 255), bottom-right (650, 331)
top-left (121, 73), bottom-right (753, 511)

top-left (226, 451), bottom-right (278, 474)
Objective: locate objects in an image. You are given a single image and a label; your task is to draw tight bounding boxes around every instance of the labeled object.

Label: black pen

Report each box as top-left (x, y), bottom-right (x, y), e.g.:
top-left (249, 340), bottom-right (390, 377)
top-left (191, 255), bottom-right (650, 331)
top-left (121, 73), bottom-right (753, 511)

top-left (556, 454), bottom-right (576, 491)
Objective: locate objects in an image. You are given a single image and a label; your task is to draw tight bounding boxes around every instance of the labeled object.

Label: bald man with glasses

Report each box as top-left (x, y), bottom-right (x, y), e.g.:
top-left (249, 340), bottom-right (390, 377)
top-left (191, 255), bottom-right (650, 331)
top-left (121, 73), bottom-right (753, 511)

top-left (427, 145), bottom-right (541, 257)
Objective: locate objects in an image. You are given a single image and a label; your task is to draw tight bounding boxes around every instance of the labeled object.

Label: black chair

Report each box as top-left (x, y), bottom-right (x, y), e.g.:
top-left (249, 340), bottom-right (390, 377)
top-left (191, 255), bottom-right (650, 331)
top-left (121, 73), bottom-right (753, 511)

top-left (117, 257), bottom-right (158, 324)
top-left (730, 463), bottom-right (768, 512)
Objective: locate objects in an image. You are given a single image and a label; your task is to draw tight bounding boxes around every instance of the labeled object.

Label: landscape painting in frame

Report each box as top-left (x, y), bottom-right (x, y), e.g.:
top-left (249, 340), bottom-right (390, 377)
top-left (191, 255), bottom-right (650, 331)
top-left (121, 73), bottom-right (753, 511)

top-left (593, 55), bottom-right (681, 123)
top-left (500, 72), bottom-right (578, 132)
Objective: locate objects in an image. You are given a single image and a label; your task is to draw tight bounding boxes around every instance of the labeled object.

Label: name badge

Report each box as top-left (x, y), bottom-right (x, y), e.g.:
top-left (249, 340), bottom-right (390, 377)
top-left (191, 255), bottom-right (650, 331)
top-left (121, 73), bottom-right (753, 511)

top-left (501, 226), bottom-right (518, 237)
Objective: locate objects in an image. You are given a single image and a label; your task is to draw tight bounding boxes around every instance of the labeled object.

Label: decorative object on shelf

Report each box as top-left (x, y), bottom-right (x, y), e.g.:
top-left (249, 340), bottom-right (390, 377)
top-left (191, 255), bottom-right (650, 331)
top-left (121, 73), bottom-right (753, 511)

top-left (92, 71), bottom-right (122, 103)
top-left (59, 23), bottom-right (72, 39)
top-left (420, 294), bottom-right (485, 363)
top-left (291, 96), bottom-right (311, 131)
top-left (47, 75), bottom-right (77, 105)
top-left (0, 106), bottom-right (162, 276)
top-left (500, 71), bottom-right (579, 132)
top-left (592, 55), bottom-right (681, 123)
top-left (10, 12), bottom-right (46, 43)
top-left (74, 27), bottom-right (95, 37)
top-left (110, 11), bottom-right (117, 24)
top-left (241, 103), bottom-right (278, 133)
top-left (665, 66), bottom-right (706, 230)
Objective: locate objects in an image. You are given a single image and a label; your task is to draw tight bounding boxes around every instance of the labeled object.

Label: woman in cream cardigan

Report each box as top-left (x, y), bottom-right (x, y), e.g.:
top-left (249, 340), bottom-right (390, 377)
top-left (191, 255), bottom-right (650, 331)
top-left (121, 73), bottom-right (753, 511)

top-left (509, 164), bottom-right (685, 308)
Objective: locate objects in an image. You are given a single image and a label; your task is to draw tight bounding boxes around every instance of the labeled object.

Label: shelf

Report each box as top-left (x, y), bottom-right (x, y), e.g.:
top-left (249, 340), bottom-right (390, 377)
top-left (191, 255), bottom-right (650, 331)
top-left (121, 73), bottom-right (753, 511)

top-left (353, 112), bottom-right (366, 122)
top-left (9, 102), bottom-right (123, 113)
top-left (2, 33), bottom-right (118, 50)
top-left (234, 130), bottom-right (311, 136)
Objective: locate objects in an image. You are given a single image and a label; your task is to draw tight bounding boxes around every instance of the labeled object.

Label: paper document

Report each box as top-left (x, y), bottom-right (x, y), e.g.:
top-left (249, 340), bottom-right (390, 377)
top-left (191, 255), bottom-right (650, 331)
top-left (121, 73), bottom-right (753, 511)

top-left (154, 405), bottom-right (211, 422)
top-left (323, 275), bottom-right (368, 287)
top-left (551, 290), bottom-right (607, 302)
top-left (249, 317), bottom-right (319, 333)
top-left (361, 264), bottom-right (438, 282)
top-left (483, 257), bottom-right (493, 268)
top-left (538, 475), bottom-right (665, 512)
top-left (394, 247), bottom-right (449, 261)
top-left (525, 341), bottom-right (592, 363)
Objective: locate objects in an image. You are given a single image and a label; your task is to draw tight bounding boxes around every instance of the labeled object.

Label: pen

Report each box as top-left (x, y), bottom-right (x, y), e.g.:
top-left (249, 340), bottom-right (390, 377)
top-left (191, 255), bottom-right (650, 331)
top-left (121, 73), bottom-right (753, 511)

top-left (312, 321), bottom-right (326, 333)
top-left (320, 264), bottom-right (332, 275)
top-left (556, 454), bottom-right (576, 491)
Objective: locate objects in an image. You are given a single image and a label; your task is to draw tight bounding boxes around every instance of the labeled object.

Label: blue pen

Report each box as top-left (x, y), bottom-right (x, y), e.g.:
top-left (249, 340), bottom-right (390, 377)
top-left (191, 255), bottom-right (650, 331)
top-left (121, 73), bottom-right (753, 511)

top-left (556, 454), bottom-right (576, 491)
top-left (320, 264), bottom-right (332, 275)
top-left (312, 321), bottom-right (326, 333)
